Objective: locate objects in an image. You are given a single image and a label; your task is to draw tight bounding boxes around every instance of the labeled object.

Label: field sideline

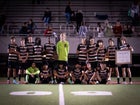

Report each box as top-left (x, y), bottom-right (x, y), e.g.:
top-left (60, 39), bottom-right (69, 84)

top-left (0, 83), bottom-right (140, 105)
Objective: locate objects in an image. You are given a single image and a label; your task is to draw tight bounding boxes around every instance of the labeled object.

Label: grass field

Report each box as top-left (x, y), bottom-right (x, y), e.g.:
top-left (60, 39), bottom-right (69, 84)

top-left (0, 83), bottom-right (140, 105)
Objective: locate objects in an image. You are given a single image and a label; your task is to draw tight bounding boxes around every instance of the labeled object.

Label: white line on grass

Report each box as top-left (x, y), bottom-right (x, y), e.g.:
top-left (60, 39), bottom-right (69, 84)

top-left (59, 84), bottom-right (65, 105)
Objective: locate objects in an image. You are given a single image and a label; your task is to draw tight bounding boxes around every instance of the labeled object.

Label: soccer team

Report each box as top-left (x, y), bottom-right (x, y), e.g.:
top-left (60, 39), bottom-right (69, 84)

top-left (7, 33), bottom-right (133, 84)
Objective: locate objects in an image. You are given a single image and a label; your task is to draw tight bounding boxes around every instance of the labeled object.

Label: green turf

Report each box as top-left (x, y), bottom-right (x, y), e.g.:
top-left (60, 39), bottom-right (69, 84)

top-left (0, 84), bottom-right (140, 105)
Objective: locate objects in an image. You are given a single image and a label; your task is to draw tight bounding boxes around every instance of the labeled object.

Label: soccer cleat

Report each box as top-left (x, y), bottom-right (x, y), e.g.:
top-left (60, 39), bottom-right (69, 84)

top-left (13, 80), bottom-right (19, 84)
top-left (129, 81), bottom-right (133, 84)
top-left (122, 81), bottom-right (127, 84)
top-left (7, 80), bottom-right (10, 84)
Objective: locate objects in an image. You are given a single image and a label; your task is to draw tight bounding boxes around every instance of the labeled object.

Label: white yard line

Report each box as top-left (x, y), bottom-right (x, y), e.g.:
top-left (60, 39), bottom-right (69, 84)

top-left (59, 84), bottom-right (65, 105)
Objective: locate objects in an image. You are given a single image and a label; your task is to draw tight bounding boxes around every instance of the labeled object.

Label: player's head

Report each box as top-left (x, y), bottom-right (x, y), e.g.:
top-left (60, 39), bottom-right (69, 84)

top-left (108, 38), bottom-right (114, 46)
top-left (86, 62), bottom-right (91, 69)
top-left (75, 62), bottom-right (81, 68)
top-left (97, 40), bottom-right (103, 47)
top-left (42, 64), bottom-right (49, 70)
top-left (100, 61), bottom-right (106, 69)
top-left (120, 37), bottom-right (126, 45)
top-left (27, 34), bottom-right (33, 42)
top-left (35, 37), bottom-right (41, 45)
top-left (10, 36), bottom-right (16, 44)
top-left (81, 38), bottom-right (86, 44)
top-left (31, 62), bottom-right (36, 68)
top-left (60, 32), bottom-right (66, 41)
top-left (20, 38), bottom-right (25, 46)
top-left (90, 37), bottom-right (95, 45)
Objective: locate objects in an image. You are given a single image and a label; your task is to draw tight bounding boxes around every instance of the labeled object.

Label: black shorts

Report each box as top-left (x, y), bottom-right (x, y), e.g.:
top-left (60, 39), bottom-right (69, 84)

top-left (19, 62), bottom-right (27, 70)
top-left (121, 64), bottom-right (131, 68)
top-left (90, 62), bottom-right (97, 69)
top-left (56, 78), bottom-right (67, 84)
top-left (40, 77), bottom-right (51, 84)
top-left (108, 61), bottom-right (117, 68)
top-left (99, 79), bottom-right (107, 84)
top-left (74, 79), bottom-right (82, 84)
top-left (8, 61), bottom-right (18, 69)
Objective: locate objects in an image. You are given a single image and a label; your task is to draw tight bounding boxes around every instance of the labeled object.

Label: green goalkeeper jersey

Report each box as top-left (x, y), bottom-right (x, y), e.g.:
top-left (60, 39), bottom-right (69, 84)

top-left (26, 67), bottom-right (40, 75)
top-left (56, 40), bottom-right (69, 61)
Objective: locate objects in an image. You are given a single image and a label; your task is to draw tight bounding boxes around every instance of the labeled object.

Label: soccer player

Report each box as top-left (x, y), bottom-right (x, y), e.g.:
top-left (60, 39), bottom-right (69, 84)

top-left (77, 38), bottom-right (87, 70)
top-left (25, 62), bottom-right (40, 84)
top-left (54, 62), bottom-right (69, 84)
top-left (84, 62), bottom-right (96, 84)
top-left (96, 40), bottom-right (107, 63)
top-left (7, 36), bottom-right (19, 84)
top-left (56, 32), bottom-right (69, 67)
top-left (96, 61), bottom-right (109, 84)
top-left (70, 62), bottom-right (84, 84)
top-left (87, 38), bottom-right (98, 71)
top-left (33, 37), bottom-right (43, 71)
top-left (18, 38), bottom-right (28, 83)
top-left (107, 38), bottom-right (120, 84)
top-left (26, 35), bottom-right (35, 68)
top-left (40, 63), bottom-right (52, 84)
top-left (43, 37), bottom-right (56, 69)
top-left (119, 37), bottom-right (134, 84)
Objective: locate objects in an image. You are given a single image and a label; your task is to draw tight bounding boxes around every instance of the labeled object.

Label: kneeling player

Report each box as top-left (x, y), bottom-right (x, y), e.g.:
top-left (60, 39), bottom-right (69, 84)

top-left (25, 62), bottom-right (40, 84)
top-left (40, 63), bottom-right (52, 84)
top-left (84, 63), bottom-right (96, 84)
top-left (96, 62), bottom-right (109, 84)
top-left (70, 62), bottom-right (84, 84)
top-left (54, 62), bottom-right (69, 84)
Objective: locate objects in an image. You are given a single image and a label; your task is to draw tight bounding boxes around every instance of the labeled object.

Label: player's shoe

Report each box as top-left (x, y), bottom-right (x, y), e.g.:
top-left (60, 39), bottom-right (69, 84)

top-left (7, 80), bottom-right (10, 84)
top-left (13, 80), bottom-right (19, 84)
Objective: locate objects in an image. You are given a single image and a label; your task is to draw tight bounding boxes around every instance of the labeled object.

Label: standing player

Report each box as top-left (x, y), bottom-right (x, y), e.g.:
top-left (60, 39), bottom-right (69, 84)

top-left (56, 32), bottom-right (69, 67)
top-left (33, 37), bottom-right (43, 71)
top-left (96, 40), bottom-right (107, 66)
top-left (107, 38), bottom-right (120, 84)
top-left (18, 38), bottom-right (28, 83)
top-left (87, 38), bottom-right (98, 71)
top-left (119, 37), bottom-right (134, 84)
top-left (43, 37), bottom-right (56, 69)
top-left (26, 35), bottom-right (35, 68)
top-left (77, 38), bottom-right (87, 70)
top-left (7, 36), bottom-right (19, 84)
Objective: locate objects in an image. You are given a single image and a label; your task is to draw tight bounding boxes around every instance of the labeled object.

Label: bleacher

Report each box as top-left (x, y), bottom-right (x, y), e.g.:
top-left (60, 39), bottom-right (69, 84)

top-left (1, 0), bottom-right (138, 35)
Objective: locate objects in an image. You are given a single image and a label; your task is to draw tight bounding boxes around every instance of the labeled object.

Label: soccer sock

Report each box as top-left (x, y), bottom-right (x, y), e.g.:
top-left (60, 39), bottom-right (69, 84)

top-left (13, 77), bottom-right (16, 80)
top-left (7, 77), bottom-right (10, 80)
top-left (23, 74), bottom-right (26, 81)
top-left (117, 77), bottom-right (120, 84)
top-left (129, 78), bottom-right (132, 82)
top-left (18, 74), bottom-right (21, 81)
top-left (123, 78), bottom-right (126, 82)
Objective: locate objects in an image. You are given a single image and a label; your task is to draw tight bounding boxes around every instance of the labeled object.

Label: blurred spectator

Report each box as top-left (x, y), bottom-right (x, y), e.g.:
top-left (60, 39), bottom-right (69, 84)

top-left (76, 10), bottom-right (83, 32)
top-left (128, 1), bottom-right (139, 25)
top-left (0, 14), bottom-right (6, 34)
top-left (19, 22), bottom-right (28, 34)
top-left (65, 1), bottom-right (72, 24)
top-left (113, 20), bottom-right (122, 37)
top-left (104, 19), bottom-right (113, 37)
top-left (123, 24), bottom-right (135, 37)
top-left (70, 11), bottom-right (76, 22)
top-left (96, 22), bottom-right (104, 37)
top-left (27, 19), bottom-right (37, 34)
top-left (43, 8), bottom-right (51, 26)
top-left (78, 22), bottom-right (88, 37)
top-left (44, 25), bottom-right (53, 36)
